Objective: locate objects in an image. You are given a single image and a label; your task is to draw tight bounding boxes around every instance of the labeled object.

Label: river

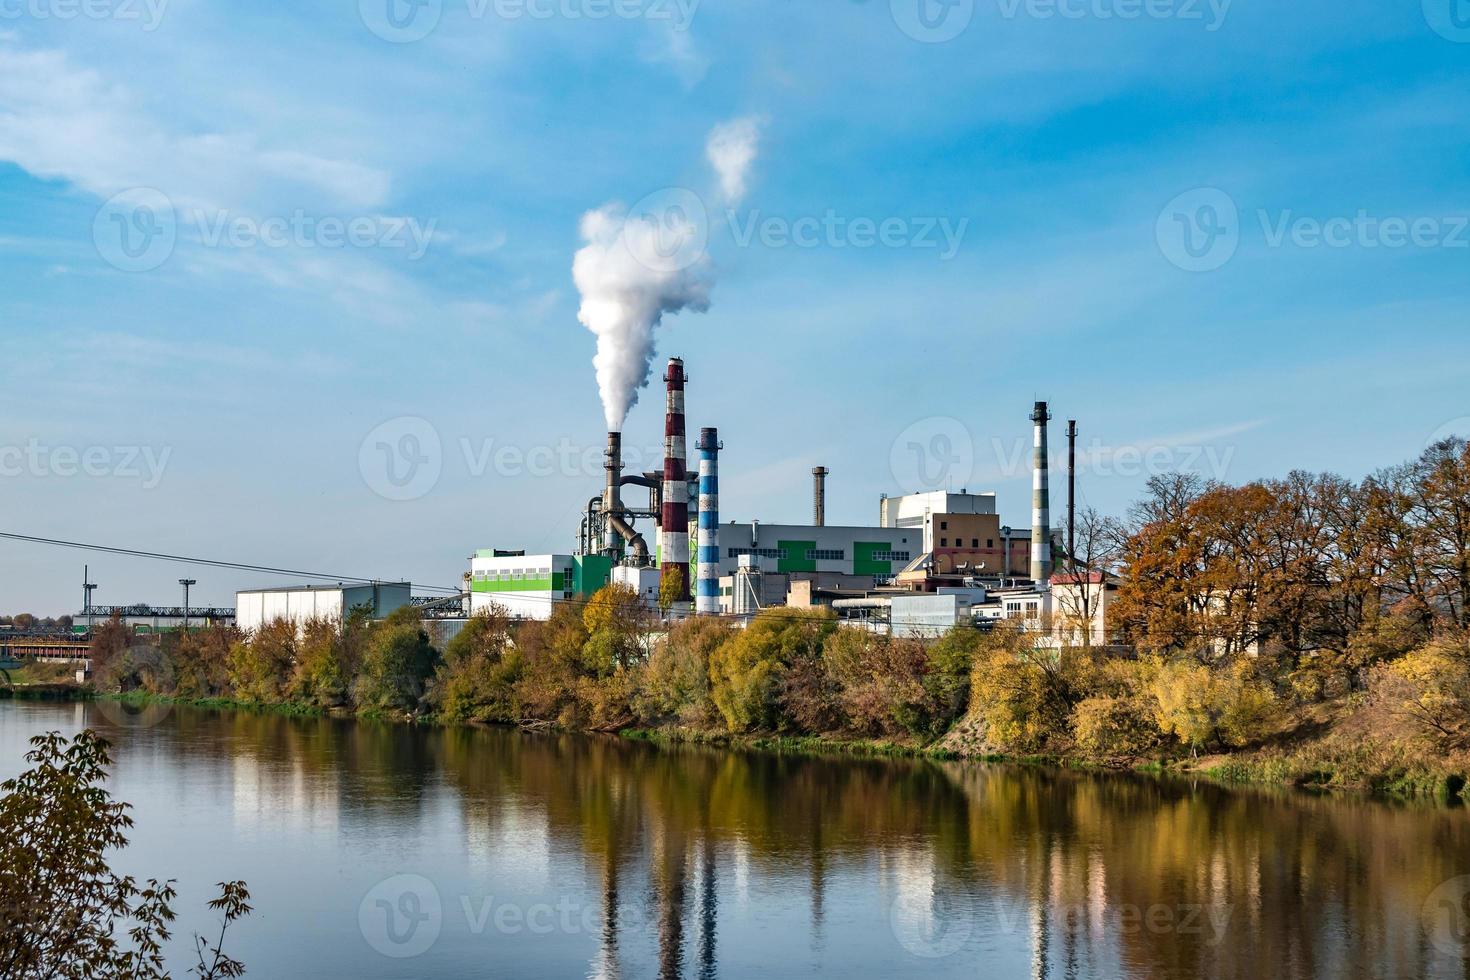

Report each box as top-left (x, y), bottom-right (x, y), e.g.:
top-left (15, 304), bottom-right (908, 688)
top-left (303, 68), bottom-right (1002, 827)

top-left (2, 700), bottom-right (1467, 979)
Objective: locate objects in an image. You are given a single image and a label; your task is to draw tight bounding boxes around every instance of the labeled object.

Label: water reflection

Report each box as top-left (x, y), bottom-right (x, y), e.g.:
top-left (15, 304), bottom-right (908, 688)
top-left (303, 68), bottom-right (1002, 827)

top-left (1, 702), bottom-right (1467, 979)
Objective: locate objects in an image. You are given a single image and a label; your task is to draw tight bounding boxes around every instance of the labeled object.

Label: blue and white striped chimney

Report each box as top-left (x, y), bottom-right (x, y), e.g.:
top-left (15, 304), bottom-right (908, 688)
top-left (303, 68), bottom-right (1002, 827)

top-left (696, 427), bottom-right (721, 615)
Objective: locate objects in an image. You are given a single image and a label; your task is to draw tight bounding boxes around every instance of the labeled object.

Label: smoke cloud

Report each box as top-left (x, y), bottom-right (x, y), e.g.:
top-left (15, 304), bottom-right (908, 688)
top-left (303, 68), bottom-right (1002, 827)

top-left (574, 118), bottom-right (762, 430)
top-left (573, 200), bottom-right (712, 430)
top-left (706, 116), bottom-right (763, 205)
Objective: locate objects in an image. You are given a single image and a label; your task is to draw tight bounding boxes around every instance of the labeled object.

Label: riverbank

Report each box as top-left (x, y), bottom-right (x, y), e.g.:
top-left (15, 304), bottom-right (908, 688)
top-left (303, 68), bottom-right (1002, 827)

top-left (13, 683), bottom-right (1467, 805)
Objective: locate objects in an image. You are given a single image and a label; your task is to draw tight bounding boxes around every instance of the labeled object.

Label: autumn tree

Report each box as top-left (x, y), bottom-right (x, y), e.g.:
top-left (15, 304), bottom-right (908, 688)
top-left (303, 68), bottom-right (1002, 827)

top-left (657, 566), bottom-right (685, 617)
top-left (354, 606), bottom-right (438, 714)
top-left (0, 730), bottom-right (251, 978)
top-left (431, 605), bottom-right (522, 723)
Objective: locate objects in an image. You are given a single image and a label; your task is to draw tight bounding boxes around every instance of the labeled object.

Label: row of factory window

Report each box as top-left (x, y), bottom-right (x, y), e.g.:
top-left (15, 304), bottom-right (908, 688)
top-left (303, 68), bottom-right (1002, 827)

top-left (472, 566), bottom-right (566, 581)
top-left (939, 538), bottom-right (996, 549)
top-left (726, 547), bottom-right (912, 563)
top-left (726, 547), bottom-right (848, 561)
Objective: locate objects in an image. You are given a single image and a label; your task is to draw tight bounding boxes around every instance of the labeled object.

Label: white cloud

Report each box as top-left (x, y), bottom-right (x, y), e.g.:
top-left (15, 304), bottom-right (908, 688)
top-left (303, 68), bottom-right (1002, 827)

top-left (0, 46), bottom-right (389, 212)
top-left (705, 116), bottom-right (763, 206)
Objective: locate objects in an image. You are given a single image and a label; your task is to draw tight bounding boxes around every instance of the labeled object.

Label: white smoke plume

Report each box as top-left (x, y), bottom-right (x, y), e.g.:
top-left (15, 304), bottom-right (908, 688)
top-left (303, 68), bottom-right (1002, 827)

top-left (573, 200), bottom-right (712, 430)
top-left (706, 116), bottom-right (763, 204)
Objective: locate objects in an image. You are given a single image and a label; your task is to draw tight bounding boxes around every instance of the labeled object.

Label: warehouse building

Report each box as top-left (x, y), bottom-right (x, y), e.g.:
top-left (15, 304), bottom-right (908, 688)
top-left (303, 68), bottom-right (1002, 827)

top-left (235, 583), bottom-right (411, 634)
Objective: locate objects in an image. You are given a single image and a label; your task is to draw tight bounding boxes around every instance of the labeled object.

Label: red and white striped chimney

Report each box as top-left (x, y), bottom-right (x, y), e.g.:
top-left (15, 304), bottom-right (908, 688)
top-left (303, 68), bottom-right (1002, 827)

top-left (661, 358), bottom-right (690, 602)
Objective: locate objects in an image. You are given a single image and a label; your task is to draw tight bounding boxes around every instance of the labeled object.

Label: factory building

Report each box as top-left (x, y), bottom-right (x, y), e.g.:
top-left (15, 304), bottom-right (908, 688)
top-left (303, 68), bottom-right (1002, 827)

top-left (704, 521), bottom-right (918, 581)
top-left (236, 582), bottom-right (411, 635)
top-left (468, 551), bottom-right (612, 620)
top-left (880, 490), bottom-right (1032, 581)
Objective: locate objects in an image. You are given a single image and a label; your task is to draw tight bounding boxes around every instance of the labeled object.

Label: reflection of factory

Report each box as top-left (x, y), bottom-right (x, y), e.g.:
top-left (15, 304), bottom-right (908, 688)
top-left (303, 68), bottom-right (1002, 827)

top-left (470, 352), bottom-right (1096, 632)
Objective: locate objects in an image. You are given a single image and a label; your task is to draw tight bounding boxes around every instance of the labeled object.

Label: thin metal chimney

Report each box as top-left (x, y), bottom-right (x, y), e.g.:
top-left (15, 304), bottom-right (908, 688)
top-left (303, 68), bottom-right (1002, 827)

top-left (604, 431), bottom-right (623, 557)
top-left (812, 466), bottom-right (828, 527)
top-left (696, 427), bottom-right (721, 615)
top-left (661, 358), bottom-right (690, 603)
top-left (1031, 401), bottom-right (1053, 585)
top-left (1066, 419), bottom-right (1077, 573)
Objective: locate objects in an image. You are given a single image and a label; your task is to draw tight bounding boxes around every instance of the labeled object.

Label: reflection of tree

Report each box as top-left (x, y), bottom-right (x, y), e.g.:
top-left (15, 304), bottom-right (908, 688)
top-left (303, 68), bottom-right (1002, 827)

top-left (110, 704), bottom-right (1470, 980)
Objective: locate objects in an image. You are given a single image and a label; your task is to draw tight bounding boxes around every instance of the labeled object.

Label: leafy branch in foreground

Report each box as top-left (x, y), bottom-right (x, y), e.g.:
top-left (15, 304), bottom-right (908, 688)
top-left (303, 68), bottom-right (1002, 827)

top-left (0, 730), bottom-right (250, 979)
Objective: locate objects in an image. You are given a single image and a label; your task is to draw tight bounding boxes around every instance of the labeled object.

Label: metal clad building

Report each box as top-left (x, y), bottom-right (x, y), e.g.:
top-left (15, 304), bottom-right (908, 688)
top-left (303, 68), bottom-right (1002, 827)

top-left (236, 583), bottom-right (411, 634)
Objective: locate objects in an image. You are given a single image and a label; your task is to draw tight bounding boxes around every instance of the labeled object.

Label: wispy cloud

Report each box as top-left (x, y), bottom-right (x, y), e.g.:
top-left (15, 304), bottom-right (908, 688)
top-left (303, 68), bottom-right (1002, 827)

top-left (706, 116), bottom-right (763, 205)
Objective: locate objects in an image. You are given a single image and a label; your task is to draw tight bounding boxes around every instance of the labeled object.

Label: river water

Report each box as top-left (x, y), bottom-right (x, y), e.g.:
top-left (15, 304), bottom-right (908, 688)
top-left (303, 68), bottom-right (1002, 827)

top-left (2, 700), bottom-right (1468, 979)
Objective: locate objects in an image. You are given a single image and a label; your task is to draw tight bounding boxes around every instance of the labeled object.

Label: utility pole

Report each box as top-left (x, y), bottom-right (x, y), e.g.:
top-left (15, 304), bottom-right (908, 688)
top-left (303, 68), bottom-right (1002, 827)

top-left (1067, 420), bottom-right (1077, 573)
top-left (179, 579), bottom-right (197, 632)
top-left (83, 566), bottom-right (98, 634)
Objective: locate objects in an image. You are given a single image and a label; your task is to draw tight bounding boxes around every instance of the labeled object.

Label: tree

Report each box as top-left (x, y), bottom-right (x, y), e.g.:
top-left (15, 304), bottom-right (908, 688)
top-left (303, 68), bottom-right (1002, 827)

top-left (641, 616), bottom-right (731, 725)
top-left (1052, 506), bottom-right (1125, 647)
top-left (354, 607), bottom-right (437, 714)
top-left (431, 606), bottom-right (522, 723)
top-left (227, 619), bottom-right (296, 703)
top-left (582, 584), bottom-right (652, 671)
top-left (709, 609), bottom-right (834, 732)
top-left (0, 730), bottom-right (250, 978)
top-left (657, 566), bottom-right (685, 617)
top-left (88, 613), bottom-right (133, 674)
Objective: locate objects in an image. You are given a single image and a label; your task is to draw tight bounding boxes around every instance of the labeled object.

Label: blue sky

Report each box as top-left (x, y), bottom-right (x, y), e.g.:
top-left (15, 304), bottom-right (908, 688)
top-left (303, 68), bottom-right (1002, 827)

top-left (1, 0), bottom-right (1468, 613)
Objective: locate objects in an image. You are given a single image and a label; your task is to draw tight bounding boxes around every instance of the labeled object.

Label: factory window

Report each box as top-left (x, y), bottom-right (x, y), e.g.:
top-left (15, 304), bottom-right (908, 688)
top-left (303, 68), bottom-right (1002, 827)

top-left (940, 538), bottom-right (947, 547)
top-left (971, 539), bottom-right (979, 548)
top-left (987, 539), bottom-right (994, 549)
top-left (728, 547), bottom-right (780, 559)
top-left (871, 550), bottom-right (911, 562)
top-left (806, 549), bottom-right (844, 561)
top-left (940, 521), bottom-right (948, 530)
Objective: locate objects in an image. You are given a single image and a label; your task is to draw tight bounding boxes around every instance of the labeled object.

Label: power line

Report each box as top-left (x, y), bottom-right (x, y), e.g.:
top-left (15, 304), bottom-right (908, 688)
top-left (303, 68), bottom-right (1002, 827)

top-left (0, 531), bottom-right (462, 595)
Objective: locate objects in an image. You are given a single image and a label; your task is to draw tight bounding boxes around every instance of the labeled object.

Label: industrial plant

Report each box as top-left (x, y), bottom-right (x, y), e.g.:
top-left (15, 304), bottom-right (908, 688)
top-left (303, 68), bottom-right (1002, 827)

top-left (455, 353), bottom-right (1108, 640)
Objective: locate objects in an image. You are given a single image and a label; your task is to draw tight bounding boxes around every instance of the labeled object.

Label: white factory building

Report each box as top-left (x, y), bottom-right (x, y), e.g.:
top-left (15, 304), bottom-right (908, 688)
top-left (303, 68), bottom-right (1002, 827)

top-left (468, 551), bottom-right (614, 620)
top-left (235, 583), bottom-right (411, 635)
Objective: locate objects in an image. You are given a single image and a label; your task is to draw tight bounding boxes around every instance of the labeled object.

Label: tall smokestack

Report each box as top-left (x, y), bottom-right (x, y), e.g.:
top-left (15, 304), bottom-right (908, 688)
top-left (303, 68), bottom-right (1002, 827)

top-left (1067, 419), bottom-right (1077, 573)
top-left (696, 427), bottom-right (721, 615)
top-left (812, 467), bottom-right (828, 527)
top-left (1031, 401), bottom-right (1052, 585)
top-left (661, 358), bottom-right (690, 603)
top-left (604, 431), bottom-right (623, 557)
